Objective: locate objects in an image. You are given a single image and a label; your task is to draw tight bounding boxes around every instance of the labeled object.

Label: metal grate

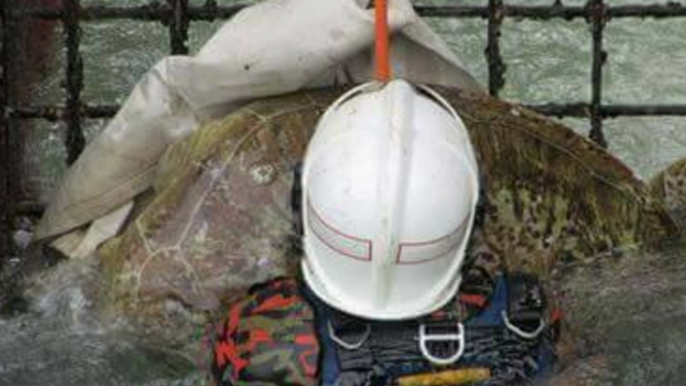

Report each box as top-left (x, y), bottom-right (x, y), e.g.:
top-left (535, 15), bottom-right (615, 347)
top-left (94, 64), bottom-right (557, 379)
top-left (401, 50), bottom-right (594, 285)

top-left (2, 0), bottom-right (686, 256)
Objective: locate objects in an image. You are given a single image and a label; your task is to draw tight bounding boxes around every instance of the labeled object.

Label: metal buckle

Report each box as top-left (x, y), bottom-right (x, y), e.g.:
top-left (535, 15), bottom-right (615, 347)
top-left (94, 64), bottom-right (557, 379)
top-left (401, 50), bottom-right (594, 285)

top-left (327, 321), bottom-right (371, 350)
top-left (418, 322), bottom-right (465, 365)
top-left (501, 310), bottom-right (545, 339)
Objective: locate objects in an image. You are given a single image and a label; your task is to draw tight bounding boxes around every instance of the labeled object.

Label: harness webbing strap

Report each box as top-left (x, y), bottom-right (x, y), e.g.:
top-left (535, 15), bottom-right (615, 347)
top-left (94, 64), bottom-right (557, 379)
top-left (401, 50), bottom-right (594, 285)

top-left (320, 272), bottom-right (556, 386)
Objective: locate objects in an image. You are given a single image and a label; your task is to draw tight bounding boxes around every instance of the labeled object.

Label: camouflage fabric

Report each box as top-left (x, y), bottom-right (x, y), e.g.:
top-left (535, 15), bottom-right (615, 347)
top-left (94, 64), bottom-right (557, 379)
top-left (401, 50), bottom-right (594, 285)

top-left (210, 278), bottom-right (319, 386)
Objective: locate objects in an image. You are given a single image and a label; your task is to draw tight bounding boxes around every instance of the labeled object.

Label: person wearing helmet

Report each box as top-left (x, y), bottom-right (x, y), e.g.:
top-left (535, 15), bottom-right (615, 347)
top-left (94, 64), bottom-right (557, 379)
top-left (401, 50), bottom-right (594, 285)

top-left (210, 80), bottom-right (557, 386)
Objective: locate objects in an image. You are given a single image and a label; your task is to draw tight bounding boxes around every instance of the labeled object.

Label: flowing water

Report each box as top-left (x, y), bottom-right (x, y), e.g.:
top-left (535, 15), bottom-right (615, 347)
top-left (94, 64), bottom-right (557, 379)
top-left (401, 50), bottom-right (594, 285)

top-left (4, 0), bottom-right (686, 385)
top-left (0, 257), bottom-right (206, 385)
top-left (426, 0), bottom-right (686, 181)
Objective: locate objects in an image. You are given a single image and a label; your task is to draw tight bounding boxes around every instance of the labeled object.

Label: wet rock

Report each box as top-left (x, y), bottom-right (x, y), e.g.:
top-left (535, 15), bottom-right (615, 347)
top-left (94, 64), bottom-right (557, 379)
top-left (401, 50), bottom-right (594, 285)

top-left (545, 242), bottom-right (686, 385)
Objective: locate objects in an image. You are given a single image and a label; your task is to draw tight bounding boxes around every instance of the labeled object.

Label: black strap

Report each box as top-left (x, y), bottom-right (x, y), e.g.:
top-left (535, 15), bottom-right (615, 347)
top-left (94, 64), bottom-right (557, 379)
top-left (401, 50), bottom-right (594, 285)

top-left (506, 273), bottom-right (546, 336)
top-left (327, 273), bottom-right (551, 386)
top-left (333, 323), bottom-right (544, 386)
top-left (290, 162), bottom-right (304, 237)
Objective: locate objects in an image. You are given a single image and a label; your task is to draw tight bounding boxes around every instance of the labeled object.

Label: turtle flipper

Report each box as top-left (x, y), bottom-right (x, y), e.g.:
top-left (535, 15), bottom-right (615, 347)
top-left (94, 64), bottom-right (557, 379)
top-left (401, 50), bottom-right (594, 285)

top-left (650, 158), bottom-right (686, 234)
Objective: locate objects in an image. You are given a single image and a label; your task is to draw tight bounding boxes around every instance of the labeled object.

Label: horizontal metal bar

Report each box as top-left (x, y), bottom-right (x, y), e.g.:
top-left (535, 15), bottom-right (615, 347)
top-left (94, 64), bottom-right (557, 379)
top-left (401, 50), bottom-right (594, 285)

top-left (526, 103), bottom-right (590, 118)
top-left (8, 3), bottom-right (686, 21)
top-left (525, 103), bottom-right (686, 118)
top-left (415, 6), bottom-right (488, 18)
top-left (419, 3), bottom-right (686, 20)
top-left (602, 104), bottom-right (686, 117)
top-left (10, 103), bottom-right (686, 121)
top-left (417, 5), bottom-right (585, 20)
top-left (8, 4), bottom-right (245, 21)
top-left (607, 3), bottom-right (686, 18)
top-left (13, 202), bottom-right (45, 217)
top-left (8, 105), bottom-right (119, 120)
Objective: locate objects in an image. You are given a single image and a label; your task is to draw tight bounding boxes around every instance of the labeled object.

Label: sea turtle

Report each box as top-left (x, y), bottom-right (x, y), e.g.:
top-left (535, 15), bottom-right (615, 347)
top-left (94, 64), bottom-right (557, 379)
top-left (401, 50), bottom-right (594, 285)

top-left (650, 157), bottom-right (686, 231)
top-left (95, 86), bottom-right (683, 354)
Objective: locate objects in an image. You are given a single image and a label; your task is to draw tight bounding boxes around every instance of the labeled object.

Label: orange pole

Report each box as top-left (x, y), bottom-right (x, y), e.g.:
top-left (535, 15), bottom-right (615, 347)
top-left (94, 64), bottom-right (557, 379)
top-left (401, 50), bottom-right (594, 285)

top-left (375, 0), bottom-right (391, 82)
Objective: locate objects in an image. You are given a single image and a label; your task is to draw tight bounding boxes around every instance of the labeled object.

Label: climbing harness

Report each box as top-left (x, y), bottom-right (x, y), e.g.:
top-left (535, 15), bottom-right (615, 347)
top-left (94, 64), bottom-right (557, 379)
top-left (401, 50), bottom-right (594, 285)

top-left (315, 268), bottom-right (557, 386)
top-left (209, 269), bottom-right (558, 386)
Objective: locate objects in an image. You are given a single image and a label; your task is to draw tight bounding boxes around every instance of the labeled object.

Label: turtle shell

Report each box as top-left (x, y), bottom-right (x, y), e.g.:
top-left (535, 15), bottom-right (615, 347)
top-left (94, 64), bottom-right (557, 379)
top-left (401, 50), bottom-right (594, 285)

top-left (98, 86), bottom-right (680, 337)
top-left (650, 157), bottom-right (686, 232)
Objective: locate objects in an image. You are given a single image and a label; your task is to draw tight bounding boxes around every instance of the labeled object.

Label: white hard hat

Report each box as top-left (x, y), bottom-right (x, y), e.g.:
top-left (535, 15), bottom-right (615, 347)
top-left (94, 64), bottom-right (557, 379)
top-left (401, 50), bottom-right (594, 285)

top-left (301, 79), bottom-right (479, 320)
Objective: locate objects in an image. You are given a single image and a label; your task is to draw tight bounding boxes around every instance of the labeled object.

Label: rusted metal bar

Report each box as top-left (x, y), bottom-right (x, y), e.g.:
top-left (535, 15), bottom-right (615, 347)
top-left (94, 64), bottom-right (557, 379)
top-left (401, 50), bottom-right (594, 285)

top-left (607, 3), bottom-right (686, 18)
top-left (0, 0), bottom-right (12, 257)
top-left (486, 0), bottom-right (506, 97)
top-left (415, 6), bottom-right (489, 18)
top-left (168, 0), bottom-right (189, 55)
top-left (526, 103), bottom-right (686, 118)
top-left (602, 104), bottom-right (686, 117)
top-left (8, 105), bottom-right (119, 121)
top-left (419, 4), bottom-right (585, 20)
top-left (10, 102), bottom-right (686, 121)
top-left (64, 0), bottom-right (85, 164)
top-left (188, 1), bottom-right (245, 21)
top-left (8, 3), bottom-right (245, 21)
top-left (589, 0), bottom-right (607, 147)
top-left (418, 3), bottom-right (686, 20)
top-left (526, 103), bottom-right (590, 118)
top-left (15, 202), bottom-right (45, 217)
top-left (491, 4), bottom-right (585, 20)
top-left (10, 3), bottom-right (686, 21)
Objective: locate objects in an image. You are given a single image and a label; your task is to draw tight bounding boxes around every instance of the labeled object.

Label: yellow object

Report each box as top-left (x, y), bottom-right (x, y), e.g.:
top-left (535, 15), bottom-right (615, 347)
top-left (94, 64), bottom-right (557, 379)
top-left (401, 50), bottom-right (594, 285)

top-left (397, 368), bottom-right (491, 386)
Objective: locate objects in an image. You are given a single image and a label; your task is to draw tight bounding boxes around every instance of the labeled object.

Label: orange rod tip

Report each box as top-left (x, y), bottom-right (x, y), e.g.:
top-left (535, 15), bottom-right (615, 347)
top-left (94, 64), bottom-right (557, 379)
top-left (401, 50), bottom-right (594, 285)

top-left (374, 0), bottom-right (391, 82)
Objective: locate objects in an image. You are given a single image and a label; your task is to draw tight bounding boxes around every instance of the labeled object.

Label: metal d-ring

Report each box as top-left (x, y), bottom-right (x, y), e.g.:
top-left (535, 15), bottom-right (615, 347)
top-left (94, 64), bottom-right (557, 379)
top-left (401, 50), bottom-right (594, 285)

top-left (501, 310), bottom-right (546, 340)
top-left (418, 322), bottom-right (465, 366)
top-left (327, 321), bottom-right (371, 350)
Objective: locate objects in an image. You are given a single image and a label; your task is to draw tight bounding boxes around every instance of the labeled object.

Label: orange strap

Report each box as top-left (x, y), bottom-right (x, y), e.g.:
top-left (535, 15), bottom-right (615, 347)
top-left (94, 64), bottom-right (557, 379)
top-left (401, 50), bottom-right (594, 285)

top-left (374, 0), bottom-right (391, 82)
top-left (459, 293), bottom-right (488, 308)
top-left (551, 308), bottom-right (564, 324)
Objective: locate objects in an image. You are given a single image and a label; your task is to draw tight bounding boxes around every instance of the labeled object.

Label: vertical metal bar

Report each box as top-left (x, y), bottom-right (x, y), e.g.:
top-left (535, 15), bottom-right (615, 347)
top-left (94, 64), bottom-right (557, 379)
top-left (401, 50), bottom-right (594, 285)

top-left (169, 0), bottom-right (189, 55)
top-left (589, 0), bottom-right (608, 147)
top-left (486, 0), bottom-right (506, 97)
top-left (65, 0), bottom-right (85, 164)
top-left (0, 0), bottom-right (12, 258)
